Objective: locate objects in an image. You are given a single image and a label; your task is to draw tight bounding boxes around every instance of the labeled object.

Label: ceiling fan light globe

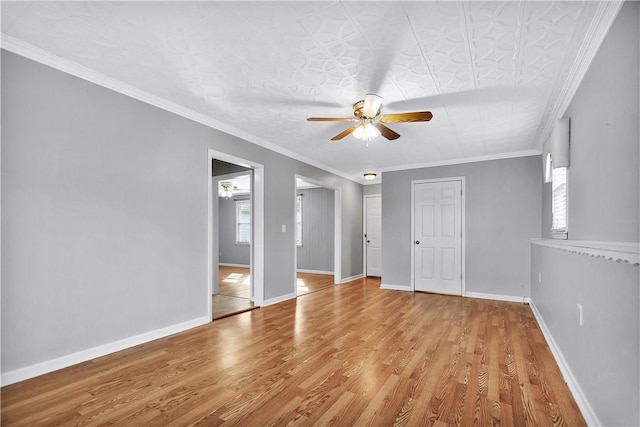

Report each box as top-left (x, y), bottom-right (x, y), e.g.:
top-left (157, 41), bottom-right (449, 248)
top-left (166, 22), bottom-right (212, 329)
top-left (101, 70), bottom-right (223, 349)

top-left (353, 124), bottom-right (365, 140)
top-left (365, 123), bottom-right (381, 139)
top-left (363, 94), bottom-right (383, 118)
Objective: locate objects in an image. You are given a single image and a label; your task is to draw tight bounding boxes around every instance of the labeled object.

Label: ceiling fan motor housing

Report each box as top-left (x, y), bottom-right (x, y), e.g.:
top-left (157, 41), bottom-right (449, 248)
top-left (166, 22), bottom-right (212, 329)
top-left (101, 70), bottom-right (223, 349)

top-left (353, 98), bottom-right (381, 119)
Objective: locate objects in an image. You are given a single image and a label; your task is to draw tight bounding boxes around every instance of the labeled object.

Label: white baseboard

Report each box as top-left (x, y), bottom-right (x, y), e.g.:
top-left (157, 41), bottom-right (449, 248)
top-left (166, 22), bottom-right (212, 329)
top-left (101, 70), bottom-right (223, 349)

top-left (465, 292), bottom-right (530, 304)
top-left (297, 269), bottom-right (334, 275)
top-left (0, 316), bottom-right (210, 387)
top-left (529, 301), bottom-right (600, 427)
top-left (380, 283), bottom-right (412, 291)
top-left (263, 292), bottom-right (296, 307)
top-left (340, 274), bottom-right (364, 284)
top-left (219, 263), bottom-right (250, 268)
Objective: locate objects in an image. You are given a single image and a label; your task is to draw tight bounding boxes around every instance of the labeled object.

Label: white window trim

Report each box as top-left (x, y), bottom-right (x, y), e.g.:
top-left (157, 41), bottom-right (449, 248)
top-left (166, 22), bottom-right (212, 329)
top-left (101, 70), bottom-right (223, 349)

top-left (544, 153), bottom-right (553, 183)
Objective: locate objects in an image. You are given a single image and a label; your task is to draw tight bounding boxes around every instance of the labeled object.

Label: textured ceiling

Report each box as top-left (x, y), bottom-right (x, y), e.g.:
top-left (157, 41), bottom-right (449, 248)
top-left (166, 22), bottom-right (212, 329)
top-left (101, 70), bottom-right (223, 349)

top-left (1, 1), bottom-right (619, 182)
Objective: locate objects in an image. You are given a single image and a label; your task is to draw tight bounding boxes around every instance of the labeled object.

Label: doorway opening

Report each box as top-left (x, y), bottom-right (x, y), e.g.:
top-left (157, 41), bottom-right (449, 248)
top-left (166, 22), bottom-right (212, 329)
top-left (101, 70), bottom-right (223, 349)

top-left (213, 164), bottom-right (253, 319)
top-left (294, 175), bottom-right (341, 296)
top-left (208, 150), bottom-right (264, 321)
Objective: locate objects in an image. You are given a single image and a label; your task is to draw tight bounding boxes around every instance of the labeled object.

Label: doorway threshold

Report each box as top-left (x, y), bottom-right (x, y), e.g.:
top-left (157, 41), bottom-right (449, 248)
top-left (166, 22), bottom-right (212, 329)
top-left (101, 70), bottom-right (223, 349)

top-left (212, 294), bottom-right (258, 320)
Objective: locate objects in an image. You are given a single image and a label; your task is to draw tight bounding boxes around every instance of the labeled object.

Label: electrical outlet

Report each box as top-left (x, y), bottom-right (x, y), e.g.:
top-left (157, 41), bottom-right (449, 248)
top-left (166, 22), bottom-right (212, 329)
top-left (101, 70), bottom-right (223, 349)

top-left (577, 304), bottom-right (583, 326)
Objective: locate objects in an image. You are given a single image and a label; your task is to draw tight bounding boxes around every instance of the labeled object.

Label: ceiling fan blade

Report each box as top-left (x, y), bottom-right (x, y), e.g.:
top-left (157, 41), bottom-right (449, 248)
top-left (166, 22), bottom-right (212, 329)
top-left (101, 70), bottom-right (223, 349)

top-left (385, 86), bottom-right (535, 111)
top-left (373, 123), bottom-right (400, 140)
top-left (331, 125), bottom-right (359, 141)
top-left (307, 117), bottom-right (358, 122)
top-left (379, 111), bottom-right (433, 123)
top-left (363, 94), bottom-right (383, 118)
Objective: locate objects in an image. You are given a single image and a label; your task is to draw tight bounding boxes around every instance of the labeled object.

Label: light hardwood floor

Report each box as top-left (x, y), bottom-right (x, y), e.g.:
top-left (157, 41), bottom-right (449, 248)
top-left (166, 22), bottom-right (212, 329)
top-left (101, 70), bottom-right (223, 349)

top-left (218, 267), bottom-right (335, 298)
top-left (1, 277), bottom-right (585, 426)
top-left (218, 265), bottom-right (251, 299)
top-left (296, 271), bottom-right (335, 296)
top-left (214, 266), bottom-right (255, 320)
top-left (214, 268), bottom-right (334, 320)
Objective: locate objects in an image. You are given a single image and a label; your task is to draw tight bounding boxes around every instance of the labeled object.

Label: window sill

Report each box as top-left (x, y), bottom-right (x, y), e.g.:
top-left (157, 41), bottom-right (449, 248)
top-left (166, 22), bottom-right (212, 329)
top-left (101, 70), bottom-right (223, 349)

top-left (550, 231), bottom-right (568, 240)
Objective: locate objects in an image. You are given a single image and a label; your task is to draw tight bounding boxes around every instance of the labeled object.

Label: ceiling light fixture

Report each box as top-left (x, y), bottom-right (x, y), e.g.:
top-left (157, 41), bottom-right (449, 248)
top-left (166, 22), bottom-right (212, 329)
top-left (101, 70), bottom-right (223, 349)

top-left (353, 120), bottom-right (381, 146)
top-left (219, 181), bottom-right (234, 199)
top-left (362, 94), bottom-right (383, 118)
top-left (363, 172), bottom-right (377, 181)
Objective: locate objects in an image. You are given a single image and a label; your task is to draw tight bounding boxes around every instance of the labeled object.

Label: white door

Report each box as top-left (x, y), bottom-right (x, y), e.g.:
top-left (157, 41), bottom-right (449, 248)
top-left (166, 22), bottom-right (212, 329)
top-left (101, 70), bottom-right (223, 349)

top-left (414, 180), bottom-right (462, 295)
top-left (365, 196), bottom-right (382, 277)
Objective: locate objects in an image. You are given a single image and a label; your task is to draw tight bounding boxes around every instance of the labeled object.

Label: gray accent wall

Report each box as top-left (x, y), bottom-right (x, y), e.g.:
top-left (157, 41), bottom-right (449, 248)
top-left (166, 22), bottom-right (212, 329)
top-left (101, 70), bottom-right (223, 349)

top-left (381, 156), bottom-right (541, 297)
top-left (218, 196), bottom-right (251, 266)
top-left (532, 3), bottom-right (639, 425)
top-left (1, 50), bottom-right (363, 375)
top-left (362, 183), bottom-right (381, 195)
top-left (296, 187), bottom-right (334, 272)
top-left (531, 246), bottom-right (638, 426)
top-left (541, 6), bottom-right (639, 242)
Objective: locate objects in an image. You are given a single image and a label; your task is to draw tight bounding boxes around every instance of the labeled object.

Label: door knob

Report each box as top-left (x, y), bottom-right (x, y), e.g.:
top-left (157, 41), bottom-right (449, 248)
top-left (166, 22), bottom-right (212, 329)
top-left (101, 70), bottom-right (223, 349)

top-left (415, 240), bottom-right (420, 244)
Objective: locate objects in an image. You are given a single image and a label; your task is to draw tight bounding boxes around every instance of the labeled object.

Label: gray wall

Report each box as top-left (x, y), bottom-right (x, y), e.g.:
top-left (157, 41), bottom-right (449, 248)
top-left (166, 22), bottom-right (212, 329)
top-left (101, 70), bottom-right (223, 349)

top-left (381, 156), bottom-right (541, 297)
top-left (362, 183), bottom-right (381, 195)
top-left (531, 246), bottom-right (638, 426)
top-left (219, 196), bottom-right (250, 266)
top-left (541, 8), bottom-right (639, 242)
top-left (296, 187), bottom-right (334, 272)
top-left (532, 3), bottom-right (639, 425)
top-left (1, 50), bottom-right (363, 374)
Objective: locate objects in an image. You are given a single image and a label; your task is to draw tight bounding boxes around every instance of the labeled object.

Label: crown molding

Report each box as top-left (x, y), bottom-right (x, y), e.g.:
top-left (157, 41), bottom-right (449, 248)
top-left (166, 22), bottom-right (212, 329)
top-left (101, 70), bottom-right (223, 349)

top-left (379, 149), bottom-right (541, 173)
top-left (535, 1), bottom-right (624, 151)
top-left (0, 36), bottom-right (362, 184)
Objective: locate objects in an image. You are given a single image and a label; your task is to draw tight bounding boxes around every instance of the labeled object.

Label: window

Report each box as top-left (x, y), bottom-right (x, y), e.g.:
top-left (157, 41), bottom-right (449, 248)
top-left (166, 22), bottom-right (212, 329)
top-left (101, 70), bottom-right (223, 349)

top-left (544, 153), bottom-right (553, 183)
top-left (295, 194), bottom-right (302, 247)
top-left (551, 166), bottom-right (568, 237)
top-left (236, 200), bottom-right (251, 244)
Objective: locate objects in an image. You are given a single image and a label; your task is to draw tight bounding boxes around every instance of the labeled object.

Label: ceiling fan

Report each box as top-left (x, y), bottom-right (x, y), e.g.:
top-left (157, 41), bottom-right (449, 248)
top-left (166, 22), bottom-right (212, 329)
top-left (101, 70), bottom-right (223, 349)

top-left (307, 94), bottom-right (432, 142)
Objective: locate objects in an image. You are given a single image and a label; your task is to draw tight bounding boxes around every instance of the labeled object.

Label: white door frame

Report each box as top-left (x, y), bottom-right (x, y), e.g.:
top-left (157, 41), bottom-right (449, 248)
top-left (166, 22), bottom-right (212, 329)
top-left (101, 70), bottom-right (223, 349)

top-left (293, 174), bottom-right (342, 294)
top-left (208, 149), bottom-right (264, 321)
top-left (410, 177), bottom-right (466, 294)
top-left (363, 194), bottom-right (381, 277)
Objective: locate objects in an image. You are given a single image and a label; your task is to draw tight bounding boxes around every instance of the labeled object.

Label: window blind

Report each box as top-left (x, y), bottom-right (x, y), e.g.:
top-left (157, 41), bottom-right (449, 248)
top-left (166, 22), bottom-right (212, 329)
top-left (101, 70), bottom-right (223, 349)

top-left (551, 167), bottom-right (567, 233)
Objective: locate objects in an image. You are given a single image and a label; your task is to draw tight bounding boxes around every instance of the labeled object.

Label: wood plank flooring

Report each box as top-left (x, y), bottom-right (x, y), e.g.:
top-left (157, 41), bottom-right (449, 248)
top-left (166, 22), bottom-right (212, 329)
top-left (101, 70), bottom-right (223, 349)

top-left (296, 271), bottom-right (335, 296)
top-left (212, 295), bottom-right (256, 320)
top-left (218, 266), bottom-right (335, 298)
top-left (215, 267), bottom-right (333, 320)
top-left (1, 277), bottom-right (585, 426)
top-left (219, 265), bottom-right (251, 299)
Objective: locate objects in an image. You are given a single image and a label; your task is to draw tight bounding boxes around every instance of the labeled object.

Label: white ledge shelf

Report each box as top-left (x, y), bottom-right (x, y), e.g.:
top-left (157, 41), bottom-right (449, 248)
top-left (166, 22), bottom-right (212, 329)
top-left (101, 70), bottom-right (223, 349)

top-left (531, 239), bottom-right (640, 266)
